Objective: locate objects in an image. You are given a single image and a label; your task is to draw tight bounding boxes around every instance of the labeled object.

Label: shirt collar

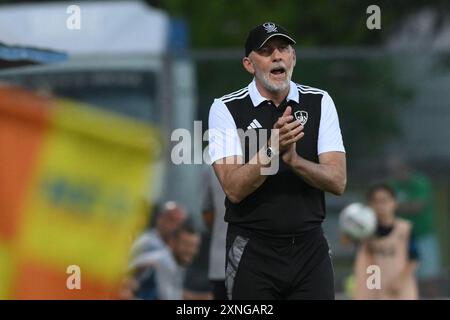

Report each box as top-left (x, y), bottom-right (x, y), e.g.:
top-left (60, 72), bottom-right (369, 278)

top-left (248, 78), bottom-right (299, 107)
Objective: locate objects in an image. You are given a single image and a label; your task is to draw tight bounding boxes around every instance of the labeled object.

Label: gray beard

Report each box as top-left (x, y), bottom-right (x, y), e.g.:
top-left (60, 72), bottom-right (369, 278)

top-left (255, 66), bottom-right (293, 93)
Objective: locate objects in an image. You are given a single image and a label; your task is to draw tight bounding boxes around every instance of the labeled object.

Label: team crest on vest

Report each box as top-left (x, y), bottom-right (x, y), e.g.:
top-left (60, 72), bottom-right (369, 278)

top-left (263, 22), bottom-right (277, 33)
top-left (294, 110), bottom-right (308, 125)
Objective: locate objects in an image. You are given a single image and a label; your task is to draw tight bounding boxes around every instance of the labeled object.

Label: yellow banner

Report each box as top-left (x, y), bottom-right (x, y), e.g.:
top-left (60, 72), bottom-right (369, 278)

top-left (2, 95), bottom-right (161, 299)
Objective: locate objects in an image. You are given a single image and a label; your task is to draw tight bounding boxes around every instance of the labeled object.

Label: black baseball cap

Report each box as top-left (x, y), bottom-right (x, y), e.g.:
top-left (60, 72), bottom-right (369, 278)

top-left (245, 22), bottom-right (296, 57)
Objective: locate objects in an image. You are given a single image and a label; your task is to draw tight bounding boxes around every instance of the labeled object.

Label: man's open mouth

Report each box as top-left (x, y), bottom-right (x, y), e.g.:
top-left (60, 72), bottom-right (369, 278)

top-left (270, 67), bottom-right (286, 76)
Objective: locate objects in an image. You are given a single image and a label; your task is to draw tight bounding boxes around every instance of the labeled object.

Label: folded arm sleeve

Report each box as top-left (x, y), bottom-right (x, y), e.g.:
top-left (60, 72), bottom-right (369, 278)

top-left (208, 99), bottom-right (243, 164)
top-left (318, 93), bottom-right (346, 155)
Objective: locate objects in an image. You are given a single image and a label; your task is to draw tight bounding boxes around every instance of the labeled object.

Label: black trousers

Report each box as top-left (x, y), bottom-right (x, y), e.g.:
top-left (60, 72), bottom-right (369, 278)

top-left (210, 280), bottom-right (228, 300)
top-left (225, 225), bottom-right (334, 300)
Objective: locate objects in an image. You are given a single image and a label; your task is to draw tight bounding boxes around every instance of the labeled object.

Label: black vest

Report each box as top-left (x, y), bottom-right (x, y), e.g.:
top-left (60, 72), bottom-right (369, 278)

top-left (222, 85), bottom-right (326, 237)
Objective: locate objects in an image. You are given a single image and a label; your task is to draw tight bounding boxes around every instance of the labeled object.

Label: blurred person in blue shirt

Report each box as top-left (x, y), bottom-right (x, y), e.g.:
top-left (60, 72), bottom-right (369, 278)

top-left (129, 222), bottom-right (210, 300)
top-left (131, 201), bottom-right (187, 256)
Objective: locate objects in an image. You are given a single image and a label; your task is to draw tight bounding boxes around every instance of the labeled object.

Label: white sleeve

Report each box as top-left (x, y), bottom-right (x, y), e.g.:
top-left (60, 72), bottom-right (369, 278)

top-left (208, 99), bottom-right (243, 164)
top-left (128, 250), bottom-right (162, 270)
top-left (318, 93), bottom-right (346, 155)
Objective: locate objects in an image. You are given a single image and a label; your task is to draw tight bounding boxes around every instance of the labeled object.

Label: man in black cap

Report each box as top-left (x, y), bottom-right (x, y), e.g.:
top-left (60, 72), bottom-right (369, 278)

top-left (208, 22), bottom-right (346, 299)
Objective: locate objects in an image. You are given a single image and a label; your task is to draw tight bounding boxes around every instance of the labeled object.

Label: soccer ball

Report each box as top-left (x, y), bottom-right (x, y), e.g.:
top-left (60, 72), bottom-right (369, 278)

top-left (339, 202), bottom-right (377, 240)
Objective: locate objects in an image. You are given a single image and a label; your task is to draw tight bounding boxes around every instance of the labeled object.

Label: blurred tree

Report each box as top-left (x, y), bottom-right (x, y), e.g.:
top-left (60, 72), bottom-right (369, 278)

top-left (294, 57), bottom-right (412, 159)
top-left (160, 0), bottom-right (450, 48)
top-left (1, 0), bottom-right (448, 48)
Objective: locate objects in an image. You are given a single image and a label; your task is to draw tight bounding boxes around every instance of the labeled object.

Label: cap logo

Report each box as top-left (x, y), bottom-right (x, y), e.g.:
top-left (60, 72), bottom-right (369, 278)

top-left (263, 22), bottom-right (278, 33)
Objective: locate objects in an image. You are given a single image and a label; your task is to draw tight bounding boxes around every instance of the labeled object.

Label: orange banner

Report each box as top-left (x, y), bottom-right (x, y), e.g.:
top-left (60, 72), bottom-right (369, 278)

top-left (0, 85), bottom-right (160, 299)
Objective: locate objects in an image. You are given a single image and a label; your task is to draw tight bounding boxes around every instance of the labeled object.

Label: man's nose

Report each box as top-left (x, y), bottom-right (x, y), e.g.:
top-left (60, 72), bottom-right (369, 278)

top-left (271, 48), bottom-right (282, 62)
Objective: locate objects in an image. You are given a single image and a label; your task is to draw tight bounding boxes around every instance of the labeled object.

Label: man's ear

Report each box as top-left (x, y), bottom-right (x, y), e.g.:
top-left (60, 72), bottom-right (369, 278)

top-left (242, 56), bottom-right (255, 75)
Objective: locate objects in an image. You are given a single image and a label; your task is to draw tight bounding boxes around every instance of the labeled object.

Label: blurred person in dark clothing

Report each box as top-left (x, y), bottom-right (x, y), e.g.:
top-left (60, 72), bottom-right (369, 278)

top-left (202, 166), bottom-right (228, 300)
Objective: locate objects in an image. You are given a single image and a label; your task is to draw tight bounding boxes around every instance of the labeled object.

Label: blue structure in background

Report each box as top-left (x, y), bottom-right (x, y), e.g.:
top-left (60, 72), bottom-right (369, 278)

top-left (0, 42), bottom-right (67, 68)
top-left (168, 18), bottom-right (189, 54)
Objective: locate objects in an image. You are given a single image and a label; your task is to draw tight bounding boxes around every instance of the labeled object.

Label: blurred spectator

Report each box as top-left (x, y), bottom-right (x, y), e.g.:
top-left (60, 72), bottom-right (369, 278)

top-left (131, 201), bottom-right (187, 256)
top-left (387, 155), bottom-right (442, 298)
top-left (354, 183), bottom-right (418, 300)
top-left (201, 166), bottom-right (228, 300)
top-left (129, 222), bottom-right (206, 300)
